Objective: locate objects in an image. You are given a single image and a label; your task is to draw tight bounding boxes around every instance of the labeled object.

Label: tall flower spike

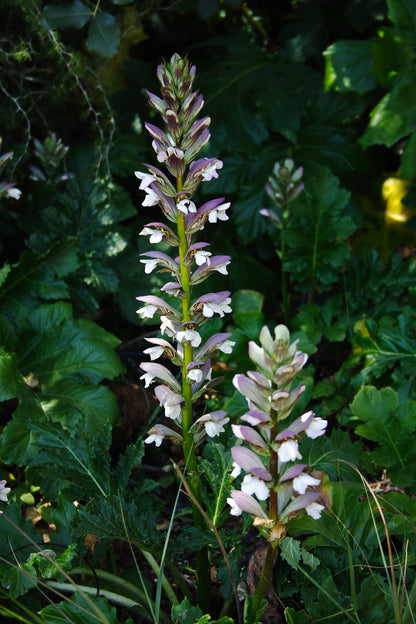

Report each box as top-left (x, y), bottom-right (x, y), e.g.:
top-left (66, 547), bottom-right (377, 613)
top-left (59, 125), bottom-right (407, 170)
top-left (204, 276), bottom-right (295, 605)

top-left (136, 55), bottom-right (235, 609)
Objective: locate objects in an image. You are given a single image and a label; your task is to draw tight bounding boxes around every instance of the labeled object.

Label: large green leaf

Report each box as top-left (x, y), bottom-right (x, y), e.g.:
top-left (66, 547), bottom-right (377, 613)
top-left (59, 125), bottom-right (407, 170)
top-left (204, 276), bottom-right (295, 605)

top-left (351, 385), bottom-right (416, 488)
top-left (199, 443), bottom-right (234, 528)
top-left (75, 496), bottom-right (163, 548)
top-left (199, 35), bottom-right (320, 148)
top-left (0, 503), bottom-right (45, 598)
top-left (0, 304), bottom-right (122, 494)
top-left (324, 40), bottom-right (377, 94)
top-left (40, 592), bottom-right (134, 624)
top-left (42, 0), bottom-right (90, 30)
top-left (294, 91), bottom-right (366, 173)
top-left (0, 241), bottom-right (78, 327)
top-left (86, 12), bottom-right (120, 59)
top-left (17, 315), bottom-right (123, 388)
top-left (361, 79), bottom-right (416, 148)
top-left (387, 0), bottom-right (416, 32)
top-left (283, 168), bottom-right (356, 292)
top-left (347, 311), bottom-right (416, 398)
top-left (27, 177), bottom-right (134, 314)
top-left (26, 421), bottom-right (111, 500)
top-left (0, 349), bottom-right (31, 402)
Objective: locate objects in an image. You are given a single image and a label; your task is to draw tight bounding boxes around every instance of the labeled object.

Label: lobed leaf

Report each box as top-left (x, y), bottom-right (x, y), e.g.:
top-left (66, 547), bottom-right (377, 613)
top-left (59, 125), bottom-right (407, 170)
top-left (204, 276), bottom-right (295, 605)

top-left (283, 168), bottom-right (356, 292)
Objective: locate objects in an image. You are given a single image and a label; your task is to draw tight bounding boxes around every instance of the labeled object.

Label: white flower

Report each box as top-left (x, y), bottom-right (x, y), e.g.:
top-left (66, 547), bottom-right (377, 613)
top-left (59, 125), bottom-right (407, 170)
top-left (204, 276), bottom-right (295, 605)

top-left (202, 299), bottom-right (232, 318)
top-left (305, 502), bottom-right (325, 520)
top-left (0, 480), bottom-right (10, 502)
top-left (143, 346), bottom-right (165, 361)
top-left (218, 340), bottom-right (235, 354)
top-left (135, 171), bottom-right (156, 189)
top-left (227, 497), bottom-right (242, 516)
top-left (142, 187), bottom-right (160, 206)
top-left (303, 415), bottom-right (328, 439)
top-left (241, 474), bottom-right (269, 501)
top-left (293, 473), bottom-right (321, 495)
top-left (6, 187), bottom-right (21, 200)
top-left (194, 249), bottom-right (211, 266)
top-left (203, 416), bottom-right (229, 438)
top-left (165, 402), bottom-right (182, 420)
top-left (230, 462), bottom-right (241, 478)
top-left (201, 160), bottom-right (223, 181)
top-left (278, 439), bottom-right (302, 463)
top-left (187, 368), bottom-right (203, 383)
top-left (160, 316), bottom-right (176, 337)
top-left (145, 433), bottom-right (164, 446)
top-left (212, 260), bottom-right (230, 275)
top-left (139, 227), bottom-right (164, 244)
top-left (137, 304), bottom-right (158, 319)
top-left (157, 146), bottom-right (184, 163)
top-left (140, 372), bottom-right (155, 388)
top-left (140, 258), bottom-right (159, 274)
top-left (208, 202), bottom-right (230, 223)
top-left (177, 199), bottom-right (197, 214)
top-left (177, 329), bottom-right (202, 347)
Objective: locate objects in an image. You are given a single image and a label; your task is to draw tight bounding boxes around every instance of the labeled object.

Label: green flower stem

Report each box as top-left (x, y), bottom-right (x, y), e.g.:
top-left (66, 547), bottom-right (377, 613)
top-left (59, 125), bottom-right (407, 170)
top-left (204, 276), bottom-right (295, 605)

top-left (269, 419), bottom-right (279, 520)
top-left (280, 239), bottom-right (290, 328)
top-left (176, 178), bottom-right (211, 611)
top-left (246, 541), bottom-right (279, 624)
top-left (279, 207), bottom-right (291, 328)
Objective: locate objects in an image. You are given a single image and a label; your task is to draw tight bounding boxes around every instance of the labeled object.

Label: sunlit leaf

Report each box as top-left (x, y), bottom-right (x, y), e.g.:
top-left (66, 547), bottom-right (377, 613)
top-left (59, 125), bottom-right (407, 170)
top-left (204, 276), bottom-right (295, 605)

top-left (324, 40), bottom-right (377, 94)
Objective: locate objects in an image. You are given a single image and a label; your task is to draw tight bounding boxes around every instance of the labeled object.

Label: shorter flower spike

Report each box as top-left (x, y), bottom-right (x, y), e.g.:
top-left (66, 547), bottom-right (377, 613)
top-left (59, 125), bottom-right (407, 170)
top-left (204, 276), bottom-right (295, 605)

top-left (229, 323), bottom-right (328, 536)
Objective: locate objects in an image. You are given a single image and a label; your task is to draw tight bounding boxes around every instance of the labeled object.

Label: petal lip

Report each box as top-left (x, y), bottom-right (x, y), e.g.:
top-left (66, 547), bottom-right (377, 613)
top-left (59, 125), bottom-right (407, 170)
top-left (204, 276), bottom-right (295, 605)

top-left (230, 490), bottom-right (268, 519)
top-left (140, 362), bottom-right (181, 391)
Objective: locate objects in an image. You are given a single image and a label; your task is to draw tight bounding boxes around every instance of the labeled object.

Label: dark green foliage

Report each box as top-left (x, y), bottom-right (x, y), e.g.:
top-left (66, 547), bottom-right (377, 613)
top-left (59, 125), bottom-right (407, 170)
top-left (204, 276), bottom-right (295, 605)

top-left (3, 1), bottom-right (416, 621)
top-left (351, 385), bottom-right (416, 490)
top-left (26, 172), bottom-right (136, 314)
top-left (75, 496), bottom-right (164, 548)
top-left (283, 168), bottom-right (356, 293)
top-left (40, 592), bottom-right (135, 624)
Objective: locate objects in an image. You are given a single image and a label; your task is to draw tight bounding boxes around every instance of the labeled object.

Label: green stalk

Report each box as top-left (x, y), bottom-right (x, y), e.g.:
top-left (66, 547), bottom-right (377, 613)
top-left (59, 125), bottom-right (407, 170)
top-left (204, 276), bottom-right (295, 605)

top-left (142, 550), bottom-right (179, 609)
top-left (269, 418), bottom-right (279, 520)
top-left (402, 575), bottom-right (416, 624)
top-left (176, 179), bottom-right (211, 612)
top-left (246, 541), bottom-right (279, 624)
top-left (346, 533), bottom-right (358, 614)
top-left (246, 415), bottom-right (280, 624)
top-left (278, 205), bottom-right (290, 327)
top-left (280, 238), bottom-right (290, 328)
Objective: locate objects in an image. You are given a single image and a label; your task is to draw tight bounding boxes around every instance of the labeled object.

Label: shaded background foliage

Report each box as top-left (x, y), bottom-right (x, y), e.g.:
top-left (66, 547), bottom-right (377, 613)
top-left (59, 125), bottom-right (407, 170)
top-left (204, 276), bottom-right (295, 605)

top-left (2, 0), bottom-right (416, 622)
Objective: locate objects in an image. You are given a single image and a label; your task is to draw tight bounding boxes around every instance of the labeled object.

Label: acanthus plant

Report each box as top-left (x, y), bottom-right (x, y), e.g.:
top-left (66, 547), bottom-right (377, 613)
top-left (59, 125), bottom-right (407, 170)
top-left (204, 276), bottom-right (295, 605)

top-left (135, 53), bottom-right (234, 609)
top-left (228, 324), bottom-right (328, 622)
top-left (261, 159), bottom-right (304, 326)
